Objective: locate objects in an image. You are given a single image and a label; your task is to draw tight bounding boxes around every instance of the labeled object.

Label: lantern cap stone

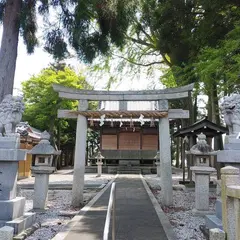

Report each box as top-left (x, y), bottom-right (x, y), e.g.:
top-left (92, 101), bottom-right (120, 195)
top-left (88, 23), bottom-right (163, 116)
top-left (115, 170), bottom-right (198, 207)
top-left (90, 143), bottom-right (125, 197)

top-left (95, 151), bottom-right (104, 159)
top-left (187, 133), bottom-right (217, 155)
top-left (29, 131), bottom-right (61, 155)
top-left (154, 151), bottom-right (160, 159)
top-left (41, 131), bottom-right (50, 140)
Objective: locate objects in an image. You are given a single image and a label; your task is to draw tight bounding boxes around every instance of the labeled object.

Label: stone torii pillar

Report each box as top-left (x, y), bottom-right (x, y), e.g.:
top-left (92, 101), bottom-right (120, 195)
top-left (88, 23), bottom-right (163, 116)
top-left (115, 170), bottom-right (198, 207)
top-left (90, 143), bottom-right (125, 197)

top-left (159, 100), bottom-right (173, 206)
top-left (72, 100), bottom-right (88, 207)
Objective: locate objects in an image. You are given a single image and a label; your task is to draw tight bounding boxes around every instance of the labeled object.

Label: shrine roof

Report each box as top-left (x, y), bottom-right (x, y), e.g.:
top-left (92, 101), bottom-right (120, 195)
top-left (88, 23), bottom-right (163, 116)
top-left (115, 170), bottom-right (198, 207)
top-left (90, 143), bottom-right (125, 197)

top-left (172, 117), bottom-right (228, 138)
top-left (16, 122), bottom-right (42, 141)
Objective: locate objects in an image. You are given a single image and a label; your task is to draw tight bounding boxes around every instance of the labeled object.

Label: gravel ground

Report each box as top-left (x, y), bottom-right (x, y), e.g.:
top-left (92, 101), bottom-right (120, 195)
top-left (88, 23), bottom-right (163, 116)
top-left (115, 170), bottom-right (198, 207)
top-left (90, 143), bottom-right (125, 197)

top-left (17, 171), bottom-right (116, 240)
top-left (18, 189), bottom-right (98, 240)
top-left (144, 174), bottom-right (217, 240)
top-left (18, 171), bottom-right (115, 186)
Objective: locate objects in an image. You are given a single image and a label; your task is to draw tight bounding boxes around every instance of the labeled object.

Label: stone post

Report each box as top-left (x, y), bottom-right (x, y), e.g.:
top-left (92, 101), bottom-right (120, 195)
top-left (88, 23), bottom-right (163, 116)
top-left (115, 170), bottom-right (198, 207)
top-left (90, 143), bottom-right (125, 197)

top-left (29, 131), bottom-right (59, 211)
top-left (95, 151), bottom-right (104, 177)
top-left (234, 195), bottom-right (240, 240)
top-left (154, 151), bottom-right (160, 177)
top-left (156, 161), bottom-right (160, 177)
top-left (97, 161), bottom-right (103, 177)
top-left (209, 228), bottom-right (225, 240)
top-left (223, 185), bottom-right (240, 240)
top-left (190, 166), bottom-right (216, 215)
top-left (72, 100), bottom-right (88, 207)
top-left (221, 166), bottom-right (240, 235)
top-left (31, 167), bottom-right (55, 210)
top-left (159, 100), bottom-right (173, 206)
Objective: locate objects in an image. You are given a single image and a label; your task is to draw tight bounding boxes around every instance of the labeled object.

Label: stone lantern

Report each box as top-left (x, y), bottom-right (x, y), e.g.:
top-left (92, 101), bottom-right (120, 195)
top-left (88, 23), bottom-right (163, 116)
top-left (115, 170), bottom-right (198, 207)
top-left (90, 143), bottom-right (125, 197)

top-left (186, 133), bottom-right (217, 215)
top-left (154, 151), bottom-right (160, 177)
top-left (29, 131), bottom-right (61, 211)
top-left (95, 151), bottom-right (104, 177)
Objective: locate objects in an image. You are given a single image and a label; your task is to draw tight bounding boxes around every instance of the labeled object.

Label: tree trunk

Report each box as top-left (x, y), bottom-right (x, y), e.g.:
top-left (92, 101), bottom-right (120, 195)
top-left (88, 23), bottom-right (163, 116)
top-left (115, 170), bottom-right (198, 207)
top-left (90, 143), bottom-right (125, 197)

top-left (0, 0), bottom-right (22, 101)
top-left (207, 80), bottom-right (224, 178)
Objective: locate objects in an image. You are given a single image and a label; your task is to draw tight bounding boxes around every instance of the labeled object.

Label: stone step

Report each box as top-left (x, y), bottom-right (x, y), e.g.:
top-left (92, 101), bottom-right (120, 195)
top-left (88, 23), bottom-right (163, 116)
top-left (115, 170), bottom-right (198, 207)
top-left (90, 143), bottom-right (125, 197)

top-left (0, 212), bottom-right (36, 235)
top-left (216, 199), bottom-right (222, 220)
top-left (117, 170), bottom-right (141, 174)
top-left (205, 214), bottom-right (223, 230)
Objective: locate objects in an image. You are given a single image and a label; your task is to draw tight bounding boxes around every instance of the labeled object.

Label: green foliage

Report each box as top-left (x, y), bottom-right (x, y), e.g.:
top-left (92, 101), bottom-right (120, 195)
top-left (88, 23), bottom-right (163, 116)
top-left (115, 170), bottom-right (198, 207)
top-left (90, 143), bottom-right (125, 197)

top-left (0, 1), bottom-right (5, 23)
top-left (161, 68), bottom-right (177, 88)
top-left (22, 65), bottom-right (92, 146)
top-left (194, 24), bottom-right (240, 95)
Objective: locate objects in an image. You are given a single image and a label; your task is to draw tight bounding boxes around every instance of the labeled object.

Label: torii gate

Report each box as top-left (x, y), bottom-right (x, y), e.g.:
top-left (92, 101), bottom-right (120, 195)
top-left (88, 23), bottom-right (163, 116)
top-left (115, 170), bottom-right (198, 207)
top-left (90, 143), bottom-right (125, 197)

top-left (53, 83), bottom-right (194, 207)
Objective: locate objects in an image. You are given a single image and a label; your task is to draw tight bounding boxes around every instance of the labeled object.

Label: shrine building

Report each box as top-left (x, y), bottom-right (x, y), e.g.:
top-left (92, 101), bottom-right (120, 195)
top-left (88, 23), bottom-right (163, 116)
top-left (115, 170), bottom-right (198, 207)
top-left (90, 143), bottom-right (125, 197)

top-left (88, 101), bottom-right (159, 168)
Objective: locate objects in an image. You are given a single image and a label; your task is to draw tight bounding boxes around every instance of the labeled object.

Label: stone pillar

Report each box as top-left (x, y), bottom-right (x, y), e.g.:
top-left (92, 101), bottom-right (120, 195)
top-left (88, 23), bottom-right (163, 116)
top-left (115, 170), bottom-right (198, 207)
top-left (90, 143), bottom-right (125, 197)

top-left (0, 136), bottom-right (35, 234)
top-left (156, 161), bottom-right (160, 177)
top-left (155, 151), bottom-right (160, 177)
top-left (158, 100), bottom-right (173, 206)
top-left (31, 167), bottom-right (55, 210)
top-left (209, 228), bottom-right (225, 240)
top-left (221, 166), bottom-right (240, 234)
top-left (72, 100), bottom-right (88, 207)
top-left (190, 166), bottom-right (216, 215)
top-left (119, 101), bottom-right (127, 110)
top-left (97, 161), bottom-right (103, 177)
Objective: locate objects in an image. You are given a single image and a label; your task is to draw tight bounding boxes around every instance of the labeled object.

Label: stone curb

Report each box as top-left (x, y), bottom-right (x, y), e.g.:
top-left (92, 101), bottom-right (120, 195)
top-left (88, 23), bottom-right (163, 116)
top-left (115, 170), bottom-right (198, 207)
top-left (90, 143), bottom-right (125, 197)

top-left (51, 174), bottom-right (118, 240)
top-left (13, 222), bottom-right (41, 240)
top-left (140, 174), bottom-right (176, 240)
top-left (17, 183), bottom-right (105, 190)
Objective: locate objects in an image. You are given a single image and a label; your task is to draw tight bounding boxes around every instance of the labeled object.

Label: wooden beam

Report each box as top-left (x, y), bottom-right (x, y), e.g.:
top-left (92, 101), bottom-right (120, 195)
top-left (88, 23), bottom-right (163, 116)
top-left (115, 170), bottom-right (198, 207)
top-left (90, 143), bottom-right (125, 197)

top-left (53, 83), bottom-right (194, 101)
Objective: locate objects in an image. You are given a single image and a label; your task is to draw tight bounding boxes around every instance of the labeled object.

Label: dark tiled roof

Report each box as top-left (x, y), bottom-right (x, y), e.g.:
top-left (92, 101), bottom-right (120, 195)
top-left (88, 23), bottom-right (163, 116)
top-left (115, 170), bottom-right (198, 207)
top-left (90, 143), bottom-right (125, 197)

top-left (173, 117), bottom-right (228, 138)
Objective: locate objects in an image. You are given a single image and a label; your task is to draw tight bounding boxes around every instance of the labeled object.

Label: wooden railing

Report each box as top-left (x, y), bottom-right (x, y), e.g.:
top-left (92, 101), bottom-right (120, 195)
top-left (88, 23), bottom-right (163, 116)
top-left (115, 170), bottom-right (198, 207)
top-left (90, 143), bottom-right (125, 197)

top-left (103, 182), bottom-right (116, 240)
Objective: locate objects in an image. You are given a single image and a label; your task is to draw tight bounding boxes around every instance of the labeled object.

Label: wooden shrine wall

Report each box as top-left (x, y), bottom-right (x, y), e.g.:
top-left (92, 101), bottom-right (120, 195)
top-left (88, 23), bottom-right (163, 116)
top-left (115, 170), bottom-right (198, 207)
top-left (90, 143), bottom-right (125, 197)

top-left (142, 135), bottom-right (158, 150)
top-left (119, 132), bottom-right (140, 150)
top-left (102, 135), bottom-right (117, 149)
top-left (101, 127), bottom-right (158, 150)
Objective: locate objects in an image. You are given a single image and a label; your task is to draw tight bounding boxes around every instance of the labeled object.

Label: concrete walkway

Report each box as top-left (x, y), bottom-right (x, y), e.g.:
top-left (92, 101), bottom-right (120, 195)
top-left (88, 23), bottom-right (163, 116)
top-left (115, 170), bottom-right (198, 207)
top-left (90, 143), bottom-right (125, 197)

top-left (59, 175), bottom-right (168, 240)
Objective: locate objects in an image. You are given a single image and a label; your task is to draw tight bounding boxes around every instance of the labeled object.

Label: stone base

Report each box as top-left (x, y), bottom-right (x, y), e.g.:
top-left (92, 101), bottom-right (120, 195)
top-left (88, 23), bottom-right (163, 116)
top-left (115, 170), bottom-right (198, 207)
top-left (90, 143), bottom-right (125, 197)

top-left (205, 215), bottom-right (223, 230)
top-left (217, 150), bottom-right (240, 163)
top-left (119, 160), bottom-right (140, 165)
top-left (192, 208), bottom-right (214, 216)
top-left (0, 136), bottom-right (20, 149)
top-left (32, 208), bottom-right (49, 213)
top-left (0, 226), bottom-right (14, 240)
top-left (0, 212), bottom-right (36, 235)
top-left (0, 197), bottom-right (25, 221)
top-left (205, 199), bottom-right (223, 230)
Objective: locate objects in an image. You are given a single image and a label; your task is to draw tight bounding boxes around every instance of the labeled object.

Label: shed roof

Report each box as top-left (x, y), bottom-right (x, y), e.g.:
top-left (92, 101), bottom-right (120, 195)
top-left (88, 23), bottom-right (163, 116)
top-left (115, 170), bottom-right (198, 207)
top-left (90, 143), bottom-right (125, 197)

top-left (172, 117), bottom-right (228, 138)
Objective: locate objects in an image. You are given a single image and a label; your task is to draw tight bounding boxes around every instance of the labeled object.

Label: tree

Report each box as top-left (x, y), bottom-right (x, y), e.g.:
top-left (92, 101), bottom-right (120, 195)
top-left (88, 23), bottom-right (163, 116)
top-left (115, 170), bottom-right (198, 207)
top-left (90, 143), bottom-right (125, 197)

top-left (22, 65), bottom-right (93, 150)
top-left (0, 0), bottom-right (74, 101)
